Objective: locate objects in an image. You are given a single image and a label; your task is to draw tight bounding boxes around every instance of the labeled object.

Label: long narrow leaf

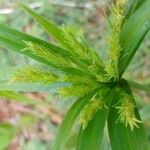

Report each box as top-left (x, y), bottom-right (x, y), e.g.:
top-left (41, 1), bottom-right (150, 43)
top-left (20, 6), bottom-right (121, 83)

top-left (19, 4), bottom-right (97, 74)
top-left (107, 80), bottom-right (150, 150)
top-left (0, 25), bottom-right (70, 68)
top-left (76, 88), bottom-right (115, 150)
top-left (20, 4), bottom-right (70, 49)
top-left (119, 0), bottom-right (150, 76)
top-left (53, 90), bottom-right (98, 150)
top-left (0, 25), bottom-right (91, 76)
top-left (0, 24), bottom-right (69, 56)
top-left (126, 0), bottom-right (147, 18)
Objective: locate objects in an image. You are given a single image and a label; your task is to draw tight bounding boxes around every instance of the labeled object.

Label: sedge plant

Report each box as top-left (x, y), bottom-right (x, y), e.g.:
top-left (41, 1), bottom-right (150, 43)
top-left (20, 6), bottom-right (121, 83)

top-left (0, 0), bottom-right (150, 149)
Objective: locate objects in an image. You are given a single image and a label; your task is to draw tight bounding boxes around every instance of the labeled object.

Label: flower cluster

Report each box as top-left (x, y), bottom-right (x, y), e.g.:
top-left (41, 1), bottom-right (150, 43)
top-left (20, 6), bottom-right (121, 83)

top-left (116, 94), bottom-right (141, 130)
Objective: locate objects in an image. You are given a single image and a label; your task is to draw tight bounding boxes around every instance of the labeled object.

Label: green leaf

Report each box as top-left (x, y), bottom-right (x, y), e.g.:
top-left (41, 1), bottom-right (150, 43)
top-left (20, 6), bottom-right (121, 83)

top-left (0, 24), bottom-right (68, 56)
top-left (0, 24), bottom-right (70, 69)
top-left (0, 25), bottom-right (92, 77)
top-left (119, 0), bottom-right (150, 76)
top-left (20, 3), bottom-right (70, 49)
top-left (53, 90), bottom-right (98, 150)
top-left (107, 80), bottom-right (150, 150)
top-left (0, 123), bottom-right (18, 150)
top-left (19, 4), bottom-right (99, 77)
top-left (76, 88), bottom-right (115, 150)
top-left (126, 0), bottom-right (147, 18)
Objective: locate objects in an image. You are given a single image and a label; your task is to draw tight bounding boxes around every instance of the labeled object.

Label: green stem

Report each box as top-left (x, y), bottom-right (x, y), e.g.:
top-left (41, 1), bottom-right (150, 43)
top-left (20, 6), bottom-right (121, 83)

top-left (128, 80), bottom-right (150, 93)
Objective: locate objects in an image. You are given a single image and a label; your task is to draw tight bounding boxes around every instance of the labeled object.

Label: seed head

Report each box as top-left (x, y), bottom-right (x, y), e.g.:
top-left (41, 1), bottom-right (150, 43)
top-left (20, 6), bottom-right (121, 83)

top-left (79, 98), bottom-right (104, 129)
top-left (116, 95), bottom-right (141, 131)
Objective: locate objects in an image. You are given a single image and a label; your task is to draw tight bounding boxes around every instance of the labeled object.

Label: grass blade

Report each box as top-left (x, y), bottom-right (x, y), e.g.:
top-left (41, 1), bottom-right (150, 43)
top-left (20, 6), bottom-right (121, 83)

top-left (0, 24), bottom-right (68, 56)
top-left (0, 25), bottom-right (71, 68)
top-left (108, 80), bottom-right (150, 150)
top-left (0, 25), bottom-right (90, 76)
top-left (53, 90), bottom-right (98, 150)
top-left (126, 0), bottom-right (147, 18)
top-left (20, 3), bottom-right (69, 49)
top-left (119, 0), bottom-right (150, 76)
top-left (76, 88), bottom-right (115, 150)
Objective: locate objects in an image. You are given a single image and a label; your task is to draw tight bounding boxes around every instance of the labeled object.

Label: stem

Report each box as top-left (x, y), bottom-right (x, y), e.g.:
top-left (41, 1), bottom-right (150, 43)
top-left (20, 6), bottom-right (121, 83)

top-left (128, 80), bottom-right (150, 93)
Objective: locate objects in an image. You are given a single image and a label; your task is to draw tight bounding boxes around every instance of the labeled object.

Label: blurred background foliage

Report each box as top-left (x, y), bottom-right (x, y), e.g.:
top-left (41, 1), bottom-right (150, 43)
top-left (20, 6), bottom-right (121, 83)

top-left (0, 0), bottom-right (149, 149)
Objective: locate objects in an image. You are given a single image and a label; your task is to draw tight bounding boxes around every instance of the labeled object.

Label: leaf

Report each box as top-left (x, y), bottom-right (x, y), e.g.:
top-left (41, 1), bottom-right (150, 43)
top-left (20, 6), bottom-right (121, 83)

top-left (107, 80), bottom-right (150, 150)
top-left (119, 0), bottom-right (150, 76)
top-left (0, 25), bottom-right (69, 68)
top-left (0, 24), bottom-right (68, 56)
top-left (76, 88), bottom-right (115, 150)
top-left (0, 123), bottom-right (18, 150)
top-left (19, 4), bottom-right (99, 77)
top-left (126, 0), bottom-right (147, 18)
top-left (0, 25), bottom-right (92, 77)
top-left (53, 90), bottom-right (98, 150)
top-left (20, 3), bottom-right (70, 49)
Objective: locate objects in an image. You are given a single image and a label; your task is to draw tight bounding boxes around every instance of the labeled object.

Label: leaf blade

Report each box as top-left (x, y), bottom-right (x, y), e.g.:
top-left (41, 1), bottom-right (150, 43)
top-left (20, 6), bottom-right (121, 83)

top-left (107, 80), bottom-right (150, 150)
top-left (119, 0), bottom-right (150, 76)
top-left (76, 88), bottom-right (115, 150)
top-left (20, 3), bottom-right (68, 48)
top-left (53, 90), bottom-right (98, 150)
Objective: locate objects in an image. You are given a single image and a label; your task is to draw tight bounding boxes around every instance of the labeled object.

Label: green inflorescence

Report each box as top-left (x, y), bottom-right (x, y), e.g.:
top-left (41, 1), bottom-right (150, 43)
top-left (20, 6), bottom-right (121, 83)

top-left (79, 96), bottom-right (104, 129)
top-left (59, 85), bottom-right (94, 97)
top-left (116, 94), bottom-right (141, 131)
top-left (23, 41), bottom-right (76, 68)
top-left (60, 75), bottom-right (94, 85)
top-left (61, 28), bottom-right (107, 78)
top-left (106, 0), bottom-right (127, 80)
top-left (11, 66), bottom-right (58, 85)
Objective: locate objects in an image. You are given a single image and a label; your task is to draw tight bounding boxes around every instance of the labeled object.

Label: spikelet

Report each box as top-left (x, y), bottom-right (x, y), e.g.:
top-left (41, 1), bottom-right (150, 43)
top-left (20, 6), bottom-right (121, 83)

top-left (60, 75), bottom-right (93, 85)
top-left (23, 41), bottom-right (76, 68)
top-left (62, 29), bottom-right (105, 67)
top-left (79, 97), bottom-right (104, 129)
top-left (59, 85), bottom-right (93, 97)
top-left (62, 29), bottom-right (89, 58)
top-left (11, 66), bottom-right (58, 85)
top-left (60, 28), bottom-right (108, 82)
top-left (107, 0), bottom-right (127, 80)
top-left (116, 94), bottom-right (141, 131)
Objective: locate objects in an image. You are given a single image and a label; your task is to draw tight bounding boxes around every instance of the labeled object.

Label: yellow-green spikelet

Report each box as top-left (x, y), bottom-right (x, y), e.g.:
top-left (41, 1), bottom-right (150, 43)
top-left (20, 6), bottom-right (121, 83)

top-left (79, 98), bottom-right (104, 129)
top-left (106, 0), bottom-right (127, 80)
top-left (116, 94), bottom-right (141, 131)
top-left (11, 66), bottom-right (58, 85)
